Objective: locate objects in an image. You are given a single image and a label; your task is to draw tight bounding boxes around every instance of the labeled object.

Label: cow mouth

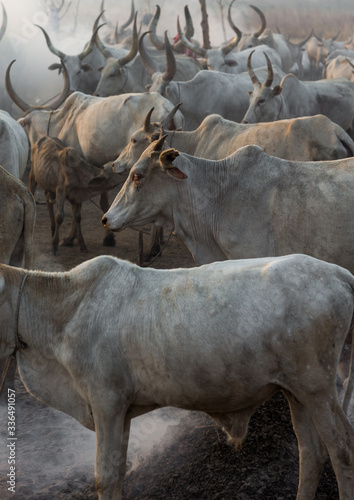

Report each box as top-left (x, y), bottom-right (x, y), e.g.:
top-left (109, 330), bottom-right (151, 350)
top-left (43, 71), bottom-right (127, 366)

top-left (105, 217), bottom-right (156, 232)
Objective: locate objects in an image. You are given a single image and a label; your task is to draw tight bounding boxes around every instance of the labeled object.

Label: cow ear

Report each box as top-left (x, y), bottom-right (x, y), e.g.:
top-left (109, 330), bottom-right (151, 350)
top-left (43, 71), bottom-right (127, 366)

top-left (160, 149), bottom-right (187, 180)
top-left (48, 63), bottom-right (62, 72)
top-left (273, 85), bottom-right (282, 96)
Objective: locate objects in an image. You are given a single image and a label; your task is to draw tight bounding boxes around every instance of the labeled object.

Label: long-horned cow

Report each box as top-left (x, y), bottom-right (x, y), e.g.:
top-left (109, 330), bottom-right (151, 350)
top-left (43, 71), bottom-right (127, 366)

top-left (103, 137), bottom-right (354, 271)
top-left (0, 254), bottom-right (353, 499)
top-left (242, 51), bottom-right (354, 136)
top-left (114, 109), bottom-right (354, 175)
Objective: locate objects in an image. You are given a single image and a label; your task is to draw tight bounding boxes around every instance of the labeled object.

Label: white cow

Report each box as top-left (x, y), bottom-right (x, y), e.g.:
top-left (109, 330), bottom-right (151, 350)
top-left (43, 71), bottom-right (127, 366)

top-left (324, 55), bottom-right (354, 82)
top-left (242, 51), bottom-right (354, 136)
top-left (114, 111), bottom-right (354, 173)
top-left (0, 253), bottom-right (353, 499)
top-left (103, 138), bottom-right (354, 271)
top-left (0, 110), bottom-right (29, 178)
top-left (5, 61), bottom-right (184, 165)
top-left (0, 165), bottom-right (35, 268)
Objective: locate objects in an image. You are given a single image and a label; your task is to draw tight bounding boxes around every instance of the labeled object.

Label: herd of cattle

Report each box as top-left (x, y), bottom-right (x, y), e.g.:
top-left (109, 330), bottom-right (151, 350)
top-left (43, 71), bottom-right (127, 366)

top-left (0, 1), bottom-right (354, 499)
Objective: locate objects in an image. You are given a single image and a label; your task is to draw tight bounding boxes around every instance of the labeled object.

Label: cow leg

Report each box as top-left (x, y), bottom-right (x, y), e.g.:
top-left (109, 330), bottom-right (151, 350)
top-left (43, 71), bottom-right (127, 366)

top-left (283, 390), bottom-right (328, 499)
top-left (99, 192), bottom-right (116, 247)
top-left (307, 396), bottom-right (354, 499)
top-left (45, 192), bottom-right (56, 237)
top-left (28, 167), bottom-right (37, 196)
top-left (145, 226), bottom-right (164, 260)
top-left (93, 411), bottom-right (129, 500)
top-left (71, 203), bottom-right (88, 253)
top-left (60, 217), bottom-right (77, 246)
top-left (52, 188), bottom-right (65, 256)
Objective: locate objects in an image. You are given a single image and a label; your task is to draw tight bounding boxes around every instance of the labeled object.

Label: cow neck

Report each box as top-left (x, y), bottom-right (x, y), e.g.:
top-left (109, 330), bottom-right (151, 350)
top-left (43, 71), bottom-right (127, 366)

top-left (167, 130), bottom-right (176, 148)
top-left (14, 272), bottom-right (29, 353)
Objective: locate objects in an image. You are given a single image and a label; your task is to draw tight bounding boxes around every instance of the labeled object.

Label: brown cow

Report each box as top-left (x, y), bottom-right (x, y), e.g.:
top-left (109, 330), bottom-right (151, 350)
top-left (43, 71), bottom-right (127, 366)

top-left (30, 136), bottom-right (122, 255)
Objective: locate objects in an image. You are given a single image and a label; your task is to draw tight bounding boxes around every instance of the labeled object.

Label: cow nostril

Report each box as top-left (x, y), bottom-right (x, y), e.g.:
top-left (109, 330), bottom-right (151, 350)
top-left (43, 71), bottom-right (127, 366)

top-left (101, 216), bottom-right (107, 226)
top-left (241, 119), bottom-right (248, 124)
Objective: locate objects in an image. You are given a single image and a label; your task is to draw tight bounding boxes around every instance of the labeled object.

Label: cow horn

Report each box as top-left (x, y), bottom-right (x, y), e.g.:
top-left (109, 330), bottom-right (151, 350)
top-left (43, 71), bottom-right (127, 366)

top-left (174, 6), bottom-right (194, 53)
top-left (144, 107), bottom-right (155, 132)
top-left (78, 23), bottom-right (104, 61)
top-left (264, 52), bottom-right (274, 87)
top-left (226, 0), bottom-right (242, 45)
top-left (346, 58), bottom-right (354, 70)
top-left (247, 50), bottom-right (260, 86)
top-left (6, 59), bottom-right (71, 113)
top-left (148, 5), bottom-right (165, 50)
top-left (117, 12), bottom-right (138, 66)
top-left (249, 5), bottom-right (266, 38)
top-left (35, 25), bottom-right (65, 59)
top-left (119, 0), bottom-right (135, 34)
top-left (178, 18), bottom-right (207, 58)
top-left (0, 3), bottom-right (7, 42)
top-left (95, 23), bottom-right (113, 59)
top-left (160, 102), bottom-right (183, 129)
top-left (139, 31), bottom-right (160, 77)
top-left (331, 30), bottom-right (341, 42)
top-left (296, 29), bottom-right (313, 48)
top-left (162, 31), bottom-right (176, 83)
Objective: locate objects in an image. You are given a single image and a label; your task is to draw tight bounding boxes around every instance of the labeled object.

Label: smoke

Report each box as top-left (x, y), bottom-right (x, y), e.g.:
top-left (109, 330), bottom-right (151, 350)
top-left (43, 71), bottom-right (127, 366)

top-left (0, 380), bottom-right (190, 499)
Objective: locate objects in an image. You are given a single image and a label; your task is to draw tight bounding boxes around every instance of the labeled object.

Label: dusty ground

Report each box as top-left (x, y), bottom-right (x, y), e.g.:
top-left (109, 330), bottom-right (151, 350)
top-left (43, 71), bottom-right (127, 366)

top-left (0, 191), bottom-right (352, 499)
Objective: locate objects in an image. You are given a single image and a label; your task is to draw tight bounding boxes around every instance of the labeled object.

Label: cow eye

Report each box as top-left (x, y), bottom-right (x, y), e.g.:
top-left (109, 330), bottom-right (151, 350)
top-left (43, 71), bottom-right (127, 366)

top-left (131, 137), bottom-right (137, 144)
top-left (132, 173), bottom-right (143, 186)
top-left (257, 99), bottom-right (265, 106)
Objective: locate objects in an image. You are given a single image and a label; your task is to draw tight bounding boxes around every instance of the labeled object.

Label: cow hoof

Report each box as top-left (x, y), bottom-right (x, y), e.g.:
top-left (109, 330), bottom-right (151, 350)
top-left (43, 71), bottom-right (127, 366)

top-left (59, 238), bottom-right (74, 247)
top-left (103, 234), bottom-right (116, 247)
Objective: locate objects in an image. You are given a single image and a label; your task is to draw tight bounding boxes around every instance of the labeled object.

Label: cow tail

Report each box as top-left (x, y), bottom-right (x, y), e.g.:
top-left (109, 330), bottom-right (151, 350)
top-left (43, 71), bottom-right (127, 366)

top-left (23, 189), bottom-right (36, 269)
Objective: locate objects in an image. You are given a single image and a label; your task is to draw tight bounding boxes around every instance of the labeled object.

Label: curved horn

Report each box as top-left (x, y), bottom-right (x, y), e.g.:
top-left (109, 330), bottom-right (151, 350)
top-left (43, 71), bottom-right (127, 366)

top-left (226, 0), bottom-right (242, 42)
top-left (117, 12), bottom-right (138, 66)
top-left (247, 50), bottom-right (260, 86)
top-left (331, 30), bottom-right (341, 42)
top-left (119, 0), bottom-right (135, 34)
top-left (173, 5), bottom-right (195, 53)
top-left (139, 31), bottom-right (161, 77)
top-left (178, 18), bottom-right (207, 58)
top-left (78, 22), bottom-right (104, 61)
top-left (144, 107), bottom-right (155, 132)
top-left (264, 51), bottom-right (274, 87)
top-left (160, 102), bottom-right (182, 129)
top-left (0, 3), bottom-right (7, 42)
top-left (35, 25), bottom-right (65, 59)
top-left (249, 5), bottom-right (266, 38)
top-left (148, 5), bottom-right (165, 50)
top-left (296, 29), bottom-right (313, 48)
top-left (94, 23), bottom-right (113, 59)
top-left (162, 31), bottom-right (176, 83)
top-left (6, 59), bottom-right (71, 113)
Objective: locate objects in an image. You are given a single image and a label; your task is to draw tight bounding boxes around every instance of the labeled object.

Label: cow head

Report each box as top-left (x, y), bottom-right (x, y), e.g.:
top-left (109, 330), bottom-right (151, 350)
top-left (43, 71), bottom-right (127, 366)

top-left (112, 103), bottom-right (182, 174)
top-left (242, 50), bottom-right (282, 124)
top-left (227, 1), bottom-right (267, 52)
top-left (93, 12), bottom-right (139, 96)
top-left (35, 17), bottom-right (104, 94)
top-left (102, 137), bottom-right (187, 232)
